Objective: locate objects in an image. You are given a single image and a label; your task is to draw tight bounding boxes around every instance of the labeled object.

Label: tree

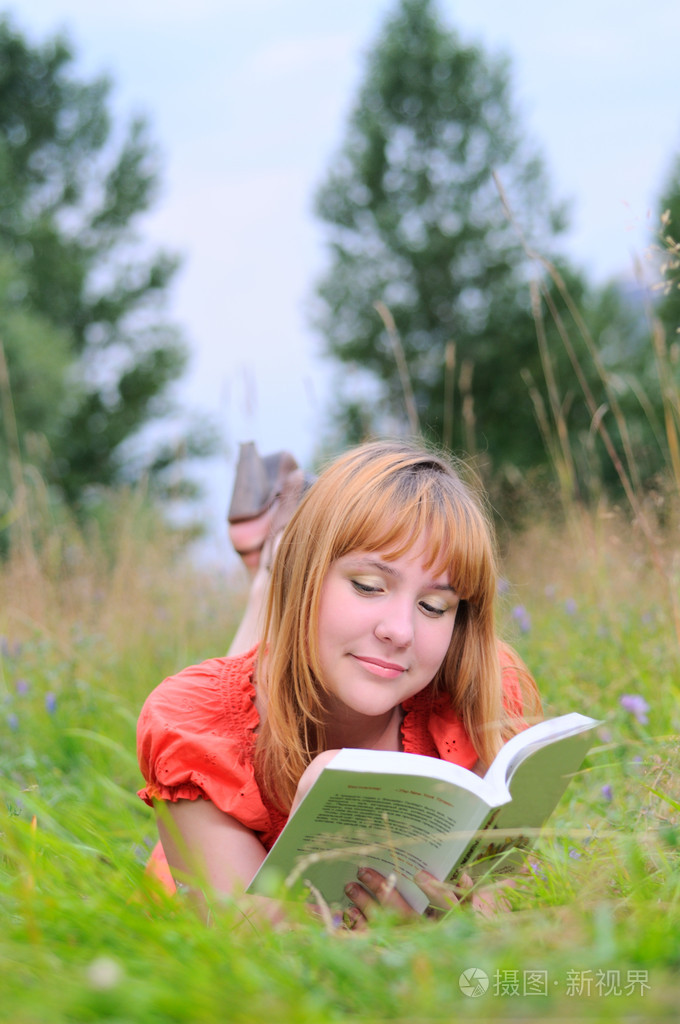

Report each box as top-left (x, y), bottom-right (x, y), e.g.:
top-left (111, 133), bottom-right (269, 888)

top-left (313, 0), bottom-right (578, 475)
top-left (0, 17), bottom-right (210, 512)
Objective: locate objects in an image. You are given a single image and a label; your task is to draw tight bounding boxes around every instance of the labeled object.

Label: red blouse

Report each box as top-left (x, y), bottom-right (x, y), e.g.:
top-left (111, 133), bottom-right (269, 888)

top-left (137, 644), bottom-right (522, 856)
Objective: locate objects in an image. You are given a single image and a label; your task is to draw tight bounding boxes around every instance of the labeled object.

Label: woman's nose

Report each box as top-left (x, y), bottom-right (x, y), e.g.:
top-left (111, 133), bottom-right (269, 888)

top-left (374, 598), bottom-right (414, 647)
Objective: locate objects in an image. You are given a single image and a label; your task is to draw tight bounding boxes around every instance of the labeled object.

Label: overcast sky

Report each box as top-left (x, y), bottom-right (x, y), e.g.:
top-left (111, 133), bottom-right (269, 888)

top-left (14, 0), bottom-right (680, 550)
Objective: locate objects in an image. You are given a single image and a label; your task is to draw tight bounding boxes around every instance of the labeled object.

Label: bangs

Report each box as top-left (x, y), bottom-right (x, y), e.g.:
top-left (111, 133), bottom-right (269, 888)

top-left (329, 467), bottom-right (494, 603)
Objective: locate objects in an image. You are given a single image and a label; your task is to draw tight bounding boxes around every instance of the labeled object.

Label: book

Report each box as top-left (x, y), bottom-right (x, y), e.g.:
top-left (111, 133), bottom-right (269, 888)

top-left (247, 713), bottom-right (599, 914)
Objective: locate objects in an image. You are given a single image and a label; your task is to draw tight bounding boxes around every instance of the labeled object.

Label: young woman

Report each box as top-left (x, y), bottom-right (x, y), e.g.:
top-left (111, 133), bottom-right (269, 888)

top-left (137, 440), bottom-right (540, 925)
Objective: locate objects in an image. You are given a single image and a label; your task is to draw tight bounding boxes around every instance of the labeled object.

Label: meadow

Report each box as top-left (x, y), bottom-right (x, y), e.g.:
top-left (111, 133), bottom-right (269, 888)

top-left (1, 472), bottom-right (678, 1024)
top-left (2, 228), bottom-right (680, 1022)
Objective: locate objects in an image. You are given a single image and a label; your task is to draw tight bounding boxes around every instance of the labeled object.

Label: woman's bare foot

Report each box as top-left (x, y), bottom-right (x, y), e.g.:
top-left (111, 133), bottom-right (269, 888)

top-left (227, 470), bottom-right (309, 656)
top-left (228, 444), bottom-right (310, 574)
top-left (229, 502), bottom-right (281, 574)
top-left (229, 468), bottom-right (309, 574)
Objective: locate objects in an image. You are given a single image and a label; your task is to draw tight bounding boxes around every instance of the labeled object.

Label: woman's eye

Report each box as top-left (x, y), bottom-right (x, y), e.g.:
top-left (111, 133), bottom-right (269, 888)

top-left (351, 579), bottom-right (381, 595)
top-left (419, 600), bottom-right (448, 617)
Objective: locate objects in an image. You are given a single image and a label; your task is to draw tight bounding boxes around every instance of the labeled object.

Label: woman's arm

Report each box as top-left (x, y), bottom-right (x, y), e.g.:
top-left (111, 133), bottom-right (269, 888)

top-left (156, 799), bottom-right (268, 898)
top-left (157, 750), bottom-right (344, 892)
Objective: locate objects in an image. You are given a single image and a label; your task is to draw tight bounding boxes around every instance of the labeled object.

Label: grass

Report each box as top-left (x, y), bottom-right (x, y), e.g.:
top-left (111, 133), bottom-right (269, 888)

top-left (3, 214), bottom-right (680, 1018)
top-left (1, 488), bottom-right (679, 1024)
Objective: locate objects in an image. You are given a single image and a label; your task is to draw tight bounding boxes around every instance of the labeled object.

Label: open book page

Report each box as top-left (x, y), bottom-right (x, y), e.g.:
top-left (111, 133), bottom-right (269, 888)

top-left (248, 760), bottom-right (501, 914)
top-left (459, 714), bottom-right (599, 878)
top-left (483, 713), bottom-right (599, 794)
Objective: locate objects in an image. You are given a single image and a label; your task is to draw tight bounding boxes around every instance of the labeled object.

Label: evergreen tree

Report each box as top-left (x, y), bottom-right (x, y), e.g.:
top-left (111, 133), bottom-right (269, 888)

top-left (313, 0), bottom-right (575, 474)
top-left (0, 17), bottom-right (210, 510)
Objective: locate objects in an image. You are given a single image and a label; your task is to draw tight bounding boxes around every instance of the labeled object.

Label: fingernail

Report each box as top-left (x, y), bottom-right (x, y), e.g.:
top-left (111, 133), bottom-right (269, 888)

top-left (357, 866), bottom-right (371, 881)
top-left (345, 883), bottom-right (359, 899)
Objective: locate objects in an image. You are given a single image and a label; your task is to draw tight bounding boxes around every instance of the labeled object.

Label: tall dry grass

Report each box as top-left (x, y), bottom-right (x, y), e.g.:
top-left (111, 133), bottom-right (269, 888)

top-left (492, 177), bottom-right (680, 654)
top-left (0, 482), bottom-right (247, 720)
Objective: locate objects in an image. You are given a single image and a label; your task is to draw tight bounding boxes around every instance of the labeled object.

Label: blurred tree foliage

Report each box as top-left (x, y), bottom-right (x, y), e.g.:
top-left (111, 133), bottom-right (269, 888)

top-left (313, 0), bottom-right (664, 497)
top-left (656, 153), bottom-right (680, 343)
top-left (313, 0), bottom-right (570, 472)
top-left (0, 17), bottom-right (213, 516)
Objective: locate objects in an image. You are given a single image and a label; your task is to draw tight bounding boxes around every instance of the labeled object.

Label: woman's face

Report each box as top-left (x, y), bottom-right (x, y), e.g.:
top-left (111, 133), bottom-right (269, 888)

top-left (316, 539), bottom-right (459, 724)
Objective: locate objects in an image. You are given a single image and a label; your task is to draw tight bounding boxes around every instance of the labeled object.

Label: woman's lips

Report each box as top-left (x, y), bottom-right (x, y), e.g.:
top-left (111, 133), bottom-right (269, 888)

top-left (351, 655), bottom-right (407, 678)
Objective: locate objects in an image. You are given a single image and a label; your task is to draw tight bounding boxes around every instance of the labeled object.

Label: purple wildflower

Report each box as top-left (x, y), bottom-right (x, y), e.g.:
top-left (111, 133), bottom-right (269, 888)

top-left (568, 848), bottom-right (582, 860)
top-left (620, 694), bottom-right (649, 725)
top-left (15, 679), bottom-right (29, 696)
top-left (511, 605), bottom-right (531, 633)
top-left (45, 692), bottom-right (57, 714)
top-left (601, 784), bottom-right (613, 802)
top-left (497, 577), bottom-right (510, 596)
top-left (8, 712), bottom-right (19, 731)
top-left (564, 598), bottom-right (577, 615)
top-left (528, 859), bottom-right (547, 880)
top-left (0, 636), bottom-right (22, 658)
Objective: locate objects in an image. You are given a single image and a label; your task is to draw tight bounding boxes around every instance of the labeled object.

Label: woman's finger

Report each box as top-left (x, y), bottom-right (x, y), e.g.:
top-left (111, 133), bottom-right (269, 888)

top-left (414, 869), bottom-right (463, 914)
top-left (417, 869), bottom-right (515, 918)
top-left (344, 867), bottom-right (417, 920)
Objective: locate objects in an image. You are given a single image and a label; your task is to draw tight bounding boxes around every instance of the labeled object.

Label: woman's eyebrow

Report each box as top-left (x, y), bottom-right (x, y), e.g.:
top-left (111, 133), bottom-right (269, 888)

top-left (344, 557), bottom-right (399, 577)
top-left (363, 559), bottom-right (397, 575)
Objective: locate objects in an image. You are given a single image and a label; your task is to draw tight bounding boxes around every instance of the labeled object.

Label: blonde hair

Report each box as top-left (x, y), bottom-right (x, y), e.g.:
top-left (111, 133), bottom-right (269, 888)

top-left (255, 439), bottom-right (539, 810)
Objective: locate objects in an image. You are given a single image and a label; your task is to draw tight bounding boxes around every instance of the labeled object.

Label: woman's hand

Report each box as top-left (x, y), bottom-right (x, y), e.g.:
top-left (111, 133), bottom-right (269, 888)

top-left (290, 749), bottom-right (342, 815)
top-left (342, 867), bottom-right (513, 928)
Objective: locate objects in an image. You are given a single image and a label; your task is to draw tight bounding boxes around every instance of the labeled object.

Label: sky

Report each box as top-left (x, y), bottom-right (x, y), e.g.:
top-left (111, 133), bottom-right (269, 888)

top-left (13, 0), bottom-right (680, 554)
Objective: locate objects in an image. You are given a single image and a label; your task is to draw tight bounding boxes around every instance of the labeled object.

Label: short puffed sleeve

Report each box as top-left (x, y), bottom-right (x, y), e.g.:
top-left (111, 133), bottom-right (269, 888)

top-left (136, 647), bottom-right (272, 833)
